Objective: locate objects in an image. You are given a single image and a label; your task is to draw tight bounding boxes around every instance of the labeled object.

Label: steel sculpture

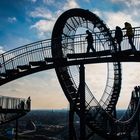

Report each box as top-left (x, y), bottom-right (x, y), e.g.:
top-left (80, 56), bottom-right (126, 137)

top-left (0, 8), bottom-right (139, 139)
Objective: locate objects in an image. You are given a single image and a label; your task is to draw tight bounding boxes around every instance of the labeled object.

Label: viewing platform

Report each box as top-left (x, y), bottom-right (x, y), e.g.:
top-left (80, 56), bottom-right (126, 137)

top-left (0, 96), bottom-right (30, 124)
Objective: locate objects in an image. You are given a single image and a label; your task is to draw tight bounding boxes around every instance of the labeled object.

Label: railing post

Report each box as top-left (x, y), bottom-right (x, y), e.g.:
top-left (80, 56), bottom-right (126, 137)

top-left (69, 103), bottom-right (77, 140)
top-left (2, 54), bottom-right (6, 73)
top-left (41, 42), bottom-right (45, 59)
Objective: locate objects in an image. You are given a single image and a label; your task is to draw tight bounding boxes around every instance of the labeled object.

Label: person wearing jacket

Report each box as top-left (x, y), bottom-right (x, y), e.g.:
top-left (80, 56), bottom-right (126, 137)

top-left (123, 22), bottom-right (136, 51)
top-left (114, 26), bottom-right (123, 51)
top-left (86, 30), bottom-right (96, 53)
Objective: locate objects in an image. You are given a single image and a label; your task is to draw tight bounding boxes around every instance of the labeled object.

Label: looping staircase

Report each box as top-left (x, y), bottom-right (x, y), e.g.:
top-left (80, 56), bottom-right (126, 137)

top-left (0, 8), bottom-right (140, 139)
top-left (51, 8), bottom-right (140, 139)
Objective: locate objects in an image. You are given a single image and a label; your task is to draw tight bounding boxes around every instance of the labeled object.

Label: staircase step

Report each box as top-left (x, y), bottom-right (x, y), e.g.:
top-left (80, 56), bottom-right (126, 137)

top-left (0, 73), bottom-right (7, 77)
top-left (61, 71), bottom-right (70, 80)
top-left (106, 107), bottom-right (112, 110)
top-left (45, 57), bottom-right (67, 63)
top-left (76, 103), bottom-right (80, 109)
top-left (29, 61), bottom-right (46, 66)
top-left (111, 98), bottom-right (116, 101)
top-left (6, 69), bottom-right (19, 75)
top-left (65, 79), bottom-right (73, 87)
top-left (70, 93), bottom-right (76, 98)
top-left (67, 86), bottom-right (77, 93)
top-left (108, 104), bottom-right (114, 107)
top-left (72, 96), bottom-right (80, 100)
top-left (17, 65), bottom-right (31, 70)
top-left (112, 94), bottom-right (118, 97)
top-left (108, 102), bottom-right (115, 106)
top-left (45, 57), bottom-right (54, 62)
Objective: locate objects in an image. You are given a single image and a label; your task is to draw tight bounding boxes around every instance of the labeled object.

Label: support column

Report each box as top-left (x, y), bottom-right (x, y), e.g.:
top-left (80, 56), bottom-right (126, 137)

top-left (79, 64), bottom-right (86, 140)
top-left (69, 103), bottom-right (74, 140)
top-left (128, 133), bottom-right (131, 140)
top-left (15, 119), bottom-right (18, 140)
top-left (138, 115), bottom-right (140, 139)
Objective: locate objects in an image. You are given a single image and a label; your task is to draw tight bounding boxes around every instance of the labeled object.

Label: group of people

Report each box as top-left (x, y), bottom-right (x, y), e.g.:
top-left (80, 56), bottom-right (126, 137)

top-left (85, 22), bottom-right (136, 53)
top-left (114, 22), bottom-right (135, 51)
top-left (19, 96), bottom-right (31, 110)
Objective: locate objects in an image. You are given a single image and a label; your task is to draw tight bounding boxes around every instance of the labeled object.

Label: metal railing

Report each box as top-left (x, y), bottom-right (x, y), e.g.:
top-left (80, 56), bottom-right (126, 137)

top-left (0, 27), bottom-right (140, 74)
top-left (0, 95), bottom-right (30, 110)
top-left (0, 39), bottom-right (52, 74)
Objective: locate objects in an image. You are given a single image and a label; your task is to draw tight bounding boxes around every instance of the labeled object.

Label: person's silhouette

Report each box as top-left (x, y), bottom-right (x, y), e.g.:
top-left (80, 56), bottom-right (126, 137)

top-left (123, 22), bottom-right (136, 51)
top-left (114, 26), bottom-right (123, 51)
top-left (86, 30), bottom-right (96, 53)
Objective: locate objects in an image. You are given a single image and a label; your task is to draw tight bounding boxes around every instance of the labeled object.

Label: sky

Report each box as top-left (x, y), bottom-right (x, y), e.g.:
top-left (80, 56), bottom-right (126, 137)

top-left (0, 0), bottom-right (140, 109)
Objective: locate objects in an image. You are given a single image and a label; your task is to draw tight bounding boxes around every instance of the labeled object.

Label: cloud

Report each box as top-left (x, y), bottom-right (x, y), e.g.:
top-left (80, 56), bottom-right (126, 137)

top-left (8, 17), bottom-right (17, 23)
top-left (30, 19), bottom-right (55, 38)
top-left (92, 9), bottom-right (139, 29)
top-left (83, 0), bottom-right (91, 3)
top-left (111, 0), bottom-right (140, 7)
top-left (110, 0), bottom-right (140, 21)
top-left (29, 7), bottom-right (54, 20)
top-left (30, 0), bottom-right (80, 38)
top-left (63, 0), bottom-right (79, 10)
top-left (104, 11), bottom-right (138, 29)
top-left (29, 7), bottom-right (56, 38)
top-left (43, 0), bottom-right (55, 5)
top-left (0, 46), bottom-right (5, 54)
top-left (31, 0), bottom-right (37, 2)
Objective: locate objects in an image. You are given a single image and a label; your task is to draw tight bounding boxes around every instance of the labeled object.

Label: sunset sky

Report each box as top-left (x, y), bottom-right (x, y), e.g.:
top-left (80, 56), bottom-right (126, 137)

top-left (0, 0), bottom-right (140, 109)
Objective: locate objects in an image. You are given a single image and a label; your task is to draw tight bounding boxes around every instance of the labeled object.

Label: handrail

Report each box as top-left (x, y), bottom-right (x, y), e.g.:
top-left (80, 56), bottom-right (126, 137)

top-left (1, 26), bottom-right (140, 67)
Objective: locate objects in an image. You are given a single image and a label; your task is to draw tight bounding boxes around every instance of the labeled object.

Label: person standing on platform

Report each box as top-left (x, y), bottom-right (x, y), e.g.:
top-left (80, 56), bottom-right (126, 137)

top-left (114, 26), bottom-right (123, 51)
top-left (86, 30), bottom-right (96, 53)
top-left (123, 22), bottom-right (136, 51)
top-left (21, 100), bottom-right (25, 110)
top-left (26, 96), bottom-right (31, 110)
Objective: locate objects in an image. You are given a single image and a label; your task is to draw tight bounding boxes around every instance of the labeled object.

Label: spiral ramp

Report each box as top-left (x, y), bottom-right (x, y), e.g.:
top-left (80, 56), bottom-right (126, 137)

top-left (0, 8), bottom-right (139, 139)
top-left (51, 8), bottom-right (140, 139)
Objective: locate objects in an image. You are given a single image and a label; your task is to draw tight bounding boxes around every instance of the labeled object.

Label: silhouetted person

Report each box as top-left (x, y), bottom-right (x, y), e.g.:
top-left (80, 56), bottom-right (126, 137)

top-left (131, 90), bottom-right (135, 113)
top-left (134, 86), bottom-right (139, 97)
top-left (21, 100), bottom-right (25, 110)
top-left (86, 30), bottom-right (96, 53)
top-left (138, 86), bottom-right (140, 96)
top-left (123, 22), bottom-right (136, 51)
top-left (114, 26), bottom-right (123, 51)
top-left (26, 96), bottom-right (31, 110)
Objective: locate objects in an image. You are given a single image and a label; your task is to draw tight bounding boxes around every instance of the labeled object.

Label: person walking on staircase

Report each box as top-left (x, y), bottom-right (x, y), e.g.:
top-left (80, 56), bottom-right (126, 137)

top-left (123, 22), bottom-right (136, 51)
top-left (114, 26), bottom-right (123, 51)
top-left (86, 30), bottom-right (96, 53)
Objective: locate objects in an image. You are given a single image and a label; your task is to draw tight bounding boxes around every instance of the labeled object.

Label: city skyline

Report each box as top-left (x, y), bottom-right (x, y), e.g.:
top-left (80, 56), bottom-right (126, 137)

top-left (0, 0), bottom-right (140, 109)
